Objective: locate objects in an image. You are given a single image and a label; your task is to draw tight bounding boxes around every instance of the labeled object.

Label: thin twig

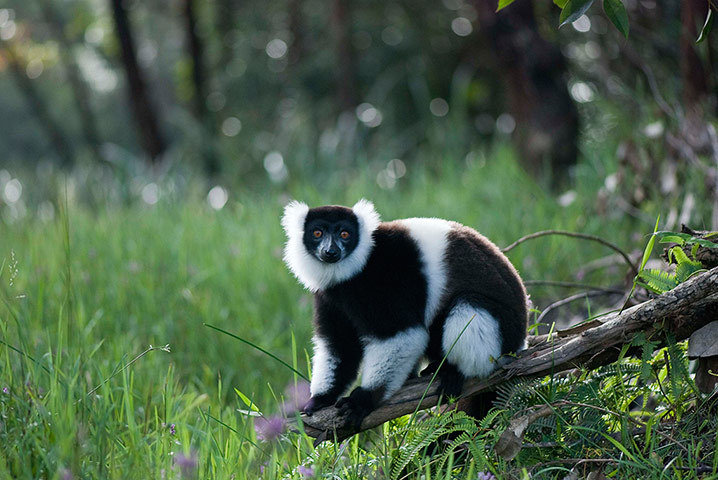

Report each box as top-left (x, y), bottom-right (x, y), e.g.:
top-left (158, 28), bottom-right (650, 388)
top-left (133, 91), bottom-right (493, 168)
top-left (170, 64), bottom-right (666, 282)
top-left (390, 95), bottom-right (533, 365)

top-left (536, 290), bottom-right (624, 325)
top-left (502, 230), bottom-right (638, 275)
top-left (524, 280), bottom-right (626, 293)
top-left (619, 41), bottom-right (675, 118)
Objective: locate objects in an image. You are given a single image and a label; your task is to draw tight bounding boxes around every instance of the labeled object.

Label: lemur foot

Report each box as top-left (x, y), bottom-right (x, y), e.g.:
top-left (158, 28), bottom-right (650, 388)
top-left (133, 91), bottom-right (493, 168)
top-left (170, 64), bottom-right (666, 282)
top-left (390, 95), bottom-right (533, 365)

top-left (302, 394), bottom-right (336, 416)
top-left (335, 387), bottom-right (375, 430)
top-left (436, 363), bottom-right (465, 401)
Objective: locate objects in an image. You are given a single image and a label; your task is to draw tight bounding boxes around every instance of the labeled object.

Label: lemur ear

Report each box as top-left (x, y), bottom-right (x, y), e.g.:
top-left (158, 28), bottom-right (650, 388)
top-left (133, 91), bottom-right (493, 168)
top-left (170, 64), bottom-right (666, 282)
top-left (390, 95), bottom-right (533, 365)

top-left (352, 199), bottom-right (381, 232)
top-left (281, 200), bottom-right (309, 238)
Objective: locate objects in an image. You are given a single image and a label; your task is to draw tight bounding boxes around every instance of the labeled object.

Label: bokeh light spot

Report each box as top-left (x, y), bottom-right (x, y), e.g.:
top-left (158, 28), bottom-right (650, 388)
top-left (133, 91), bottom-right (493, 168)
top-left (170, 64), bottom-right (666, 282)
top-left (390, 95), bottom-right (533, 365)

top-left (451, 17), bottom-right (472, 36)
top-left (221, 117), bottom-right (242, 137)
top-left (3, 179), bottom-right (22, 204)
top-left (572, 15), bottom-right (591, 33)
top-left (263, 152), bottom-right (288, 183)
top-left (266, 39), bottom-right (288, 59)
top-left (207, 186), bottom-right (228, 210)
top-left (429, 98), bottom-right (449, 117)
top-left (355, 103), bottom-right (382, 127)
top-left (141, 183), bottom-right (159, 205)
top-left (496, 113), bottom-right (516, 134)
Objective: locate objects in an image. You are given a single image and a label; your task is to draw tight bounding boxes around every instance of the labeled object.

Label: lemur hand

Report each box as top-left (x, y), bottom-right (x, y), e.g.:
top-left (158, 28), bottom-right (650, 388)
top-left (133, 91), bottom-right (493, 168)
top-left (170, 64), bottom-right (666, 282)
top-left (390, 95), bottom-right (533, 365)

top-left (335, 387), bottom-right (375, 430)
top-left (302, 394), bottom-right (336, 416)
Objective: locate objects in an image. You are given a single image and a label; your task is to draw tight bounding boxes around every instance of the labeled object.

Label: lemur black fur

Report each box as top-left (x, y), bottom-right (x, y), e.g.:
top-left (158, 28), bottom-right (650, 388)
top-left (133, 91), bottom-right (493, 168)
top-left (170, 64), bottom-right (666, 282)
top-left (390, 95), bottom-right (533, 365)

top-left (282, 199), bottom-right (528, 428)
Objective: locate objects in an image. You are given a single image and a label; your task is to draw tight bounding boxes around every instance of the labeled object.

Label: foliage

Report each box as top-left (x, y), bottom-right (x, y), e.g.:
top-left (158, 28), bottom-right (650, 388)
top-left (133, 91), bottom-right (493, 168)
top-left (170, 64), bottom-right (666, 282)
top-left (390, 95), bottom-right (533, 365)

top-left (636, 232), bottom-right (709, 295)
top-left (1, 146), bottom-right (717, 478)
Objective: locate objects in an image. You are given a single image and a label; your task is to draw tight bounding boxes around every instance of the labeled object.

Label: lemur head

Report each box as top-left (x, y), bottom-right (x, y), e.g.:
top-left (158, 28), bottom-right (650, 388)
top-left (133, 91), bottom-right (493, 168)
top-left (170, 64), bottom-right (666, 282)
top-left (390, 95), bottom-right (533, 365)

top-left (282, 199), bottom-right (380, 292)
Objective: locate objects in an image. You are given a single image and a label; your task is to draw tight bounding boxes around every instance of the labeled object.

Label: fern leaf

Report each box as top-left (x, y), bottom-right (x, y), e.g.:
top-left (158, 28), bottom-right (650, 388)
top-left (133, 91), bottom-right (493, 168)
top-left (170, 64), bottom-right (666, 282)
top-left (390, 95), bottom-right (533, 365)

top-left (638, 268), bottom-right (678, 294)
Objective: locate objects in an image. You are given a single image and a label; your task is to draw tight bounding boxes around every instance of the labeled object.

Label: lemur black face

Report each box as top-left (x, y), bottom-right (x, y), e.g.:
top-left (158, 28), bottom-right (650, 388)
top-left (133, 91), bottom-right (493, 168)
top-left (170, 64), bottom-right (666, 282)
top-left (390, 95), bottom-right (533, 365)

top-left (303, 206), bottom-right (360, 264)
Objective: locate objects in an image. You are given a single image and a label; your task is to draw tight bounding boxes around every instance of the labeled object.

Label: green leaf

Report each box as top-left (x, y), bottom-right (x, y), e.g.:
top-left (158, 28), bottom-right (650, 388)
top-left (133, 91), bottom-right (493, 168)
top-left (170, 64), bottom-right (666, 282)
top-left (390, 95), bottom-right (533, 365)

top-left (669, 246), bottom-right (698, 266)
top-left (638, 269), bottom-right (678, 294)
top-left (204, 323), bottom-right (309, 380)
top-left (696, 8), bottom-right (714, 44)
top-left (655, 231), bottom-right (718, 249)
top-left (671, 246), bottom-right (704, 282)
top-left (553, 0), bottom-right (569, 8)
top-left (603, 0), bottom-right (629, 37)
top-left (639, 220), bottom-right (660, 272)
top-left (559, 0), bottom-right (595, 28)
top-left (657, 235), bottom-right (685, 246)
top-left (496, 0), bottom-right (517, 11)
top-left (234, 388), bottom-right (260, 412)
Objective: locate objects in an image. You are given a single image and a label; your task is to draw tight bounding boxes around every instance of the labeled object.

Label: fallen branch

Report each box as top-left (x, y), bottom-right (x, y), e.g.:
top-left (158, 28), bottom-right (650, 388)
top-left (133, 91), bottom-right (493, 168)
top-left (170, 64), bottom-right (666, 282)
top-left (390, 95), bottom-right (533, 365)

top-left (299, 266), bottom-right (718, 442)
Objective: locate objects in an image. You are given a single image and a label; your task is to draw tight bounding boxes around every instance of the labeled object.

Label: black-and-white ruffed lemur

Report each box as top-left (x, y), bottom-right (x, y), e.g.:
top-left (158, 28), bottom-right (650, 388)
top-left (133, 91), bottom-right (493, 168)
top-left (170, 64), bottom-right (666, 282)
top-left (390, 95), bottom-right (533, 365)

top-left (282, 199), bottom-right (528, 427)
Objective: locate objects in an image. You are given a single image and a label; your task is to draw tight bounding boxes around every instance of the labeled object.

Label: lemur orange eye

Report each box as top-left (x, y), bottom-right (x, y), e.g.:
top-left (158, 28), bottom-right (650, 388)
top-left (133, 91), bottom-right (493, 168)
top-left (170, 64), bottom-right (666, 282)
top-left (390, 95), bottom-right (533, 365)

top-left (313, 230), bottom-right (323, 238)
top-left (340, 231), bottom-right (350, 239)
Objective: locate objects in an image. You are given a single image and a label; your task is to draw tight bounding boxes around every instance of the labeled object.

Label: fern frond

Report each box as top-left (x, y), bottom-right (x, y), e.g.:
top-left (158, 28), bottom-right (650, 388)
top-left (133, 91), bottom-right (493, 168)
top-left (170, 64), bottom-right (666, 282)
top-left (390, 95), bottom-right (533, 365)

top-left (637, 268), bottom-right (678, 293)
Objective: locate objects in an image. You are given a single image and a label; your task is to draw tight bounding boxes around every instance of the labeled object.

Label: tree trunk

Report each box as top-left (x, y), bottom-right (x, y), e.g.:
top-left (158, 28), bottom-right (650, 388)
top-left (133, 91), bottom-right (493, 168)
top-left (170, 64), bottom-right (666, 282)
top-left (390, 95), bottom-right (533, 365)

top-left (475, 0), bottom-right (578, 186)
top-left (183, 0), bottom-right (219, 176)
top-left (40, 0), bottom-right (106, 165)
top-left (2, 44), bottom-right (75, 168)
top-left (331, 0), bottom-right (357, 111)
top-left (215, 0), bottom-right (238, 69)
top-left (109, 0), bottom-right (166, 163)
top-left (299, 266), bottom-right (718, 443)
top-left (680, 0), bottom-right (709, 113)
top-left (288, 0), bottom-right (304, 66)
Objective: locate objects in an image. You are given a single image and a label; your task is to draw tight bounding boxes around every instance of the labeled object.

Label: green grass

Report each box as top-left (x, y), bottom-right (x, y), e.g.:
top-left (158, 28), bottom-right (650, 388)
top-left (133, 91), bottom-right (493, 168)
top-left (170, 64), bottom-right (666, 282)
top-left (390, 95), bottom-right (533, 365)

top-left (0, 146), bottom-right (714, 479)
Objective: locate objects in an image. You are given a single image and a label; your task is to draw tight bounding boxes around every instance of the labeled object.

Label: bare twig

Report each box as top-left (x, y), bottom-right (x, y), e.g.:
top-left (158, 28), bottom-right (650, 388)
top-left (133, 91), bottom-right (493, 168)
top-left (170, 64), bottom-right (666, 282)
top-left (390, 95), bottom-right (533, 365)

top-left (501, 230), bottom-right (637, 276)
top-left (536, 290), bottom-right (624, 325)
top-left (524, 280), bottom-right (625, 292)
top-left (619, 42), bottom-right (675, 118)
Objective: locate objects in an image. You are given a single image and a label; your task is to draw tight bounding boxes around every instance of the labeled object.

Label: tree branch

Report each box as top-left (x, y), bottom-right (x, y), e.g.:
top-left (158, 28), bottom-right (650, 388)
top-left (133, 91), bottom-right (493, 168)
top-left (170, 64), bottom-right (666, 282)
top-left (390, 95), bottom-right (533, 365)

top-left (501, 230), bottom-right (638, 276)
top-left (298, 267), bottom-right (718, 442)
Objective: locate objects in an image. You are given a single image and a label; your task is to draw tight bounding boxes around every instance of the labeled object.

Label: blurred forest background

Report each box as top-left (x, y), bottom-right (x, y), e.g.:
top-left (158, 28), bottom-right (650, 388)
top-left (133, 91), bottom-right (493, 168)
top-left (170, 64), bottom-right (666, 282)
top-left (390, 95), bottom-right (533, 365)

top-left (0, 0), bottom-right (715, 207)
top-left (1, 0), bottom-right (718, 478)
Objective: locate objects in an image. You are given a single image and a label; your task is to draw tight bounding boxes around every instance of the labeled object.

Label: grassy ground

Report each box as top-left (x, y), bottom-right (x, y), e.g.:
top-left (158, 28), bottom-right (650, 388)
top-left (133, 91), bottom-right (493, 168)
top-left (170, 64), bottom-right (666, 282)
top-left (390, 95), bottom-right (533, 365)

top-left (0, 145), bottom-right (714, 479)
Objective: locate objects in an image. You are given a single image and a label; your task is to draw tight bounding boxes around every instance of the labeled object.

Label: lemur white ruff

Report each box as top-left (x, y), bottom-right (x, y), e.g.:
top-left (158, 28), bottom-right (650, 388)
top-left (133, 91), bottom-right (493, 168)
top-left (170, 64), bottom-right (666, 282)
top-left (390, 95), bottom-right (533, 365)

top-left (282, 199), bottom-right (528, 427)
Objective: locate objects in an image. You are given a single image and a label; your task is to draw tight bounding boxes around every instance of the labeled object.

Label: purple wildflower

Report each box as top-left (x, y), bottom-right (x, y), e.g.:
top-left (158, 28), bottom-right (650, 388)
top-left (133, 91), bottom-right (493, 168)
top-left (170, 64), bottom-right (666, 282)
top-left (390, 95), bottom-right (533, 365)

top-left (169, 423), bottom-right (176, 435)
top-left (59, 468), bottom-right (73, 480)
top-left (174, 450), bottom-right (198, 477)
top-left (297, 465), bottom-right (315, 478)
top-left (254, 415), bottom-right (286, 441)
top-left (2, 387), bottom-right (8, 394)
top-left (477, 472), bottom-right (496, 480)
top-left (283, 380), bottom-right (311, 414)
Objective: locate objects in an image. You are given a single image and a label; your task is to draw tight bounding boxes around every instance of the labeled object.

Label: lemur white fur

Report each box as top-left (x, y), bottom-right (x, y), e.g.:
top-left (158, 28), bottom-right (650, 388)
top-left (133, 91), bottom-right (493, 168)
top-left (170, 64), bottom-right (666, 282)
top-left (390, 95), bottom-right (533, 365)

top-left (442, 301), bottom-right (502, 378)
top-left (309, 335), bottom-right (339, 396)
top-left (397, 218), bottom-right (451, 326)
top-left (282, 199), bottom-right (380, 292)
top-left (360, 327), bottom-right (429, 400)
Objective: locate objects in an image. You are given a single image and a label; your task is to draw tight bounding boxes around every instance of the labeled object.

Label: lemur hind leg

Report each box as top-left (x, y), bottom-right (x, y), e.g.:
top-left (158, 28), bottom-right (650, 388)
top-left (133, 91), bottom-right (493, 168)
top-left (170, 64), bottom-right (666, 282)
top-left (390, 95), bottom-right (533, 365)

top-left (441, 300), bottom-right (502, 379)
top-left (336, 326), bottom-right (428, 429)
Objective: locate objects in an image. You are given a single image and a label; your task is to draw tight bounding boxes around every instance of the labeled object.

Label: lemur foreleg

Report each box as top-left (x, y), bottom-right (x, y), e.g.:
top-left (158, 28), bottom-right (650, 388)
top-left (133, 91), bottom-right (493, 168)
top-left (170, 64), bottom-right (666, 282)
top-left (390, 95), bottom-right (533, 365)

top-left (336, 327), bottom-right (428, 429)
